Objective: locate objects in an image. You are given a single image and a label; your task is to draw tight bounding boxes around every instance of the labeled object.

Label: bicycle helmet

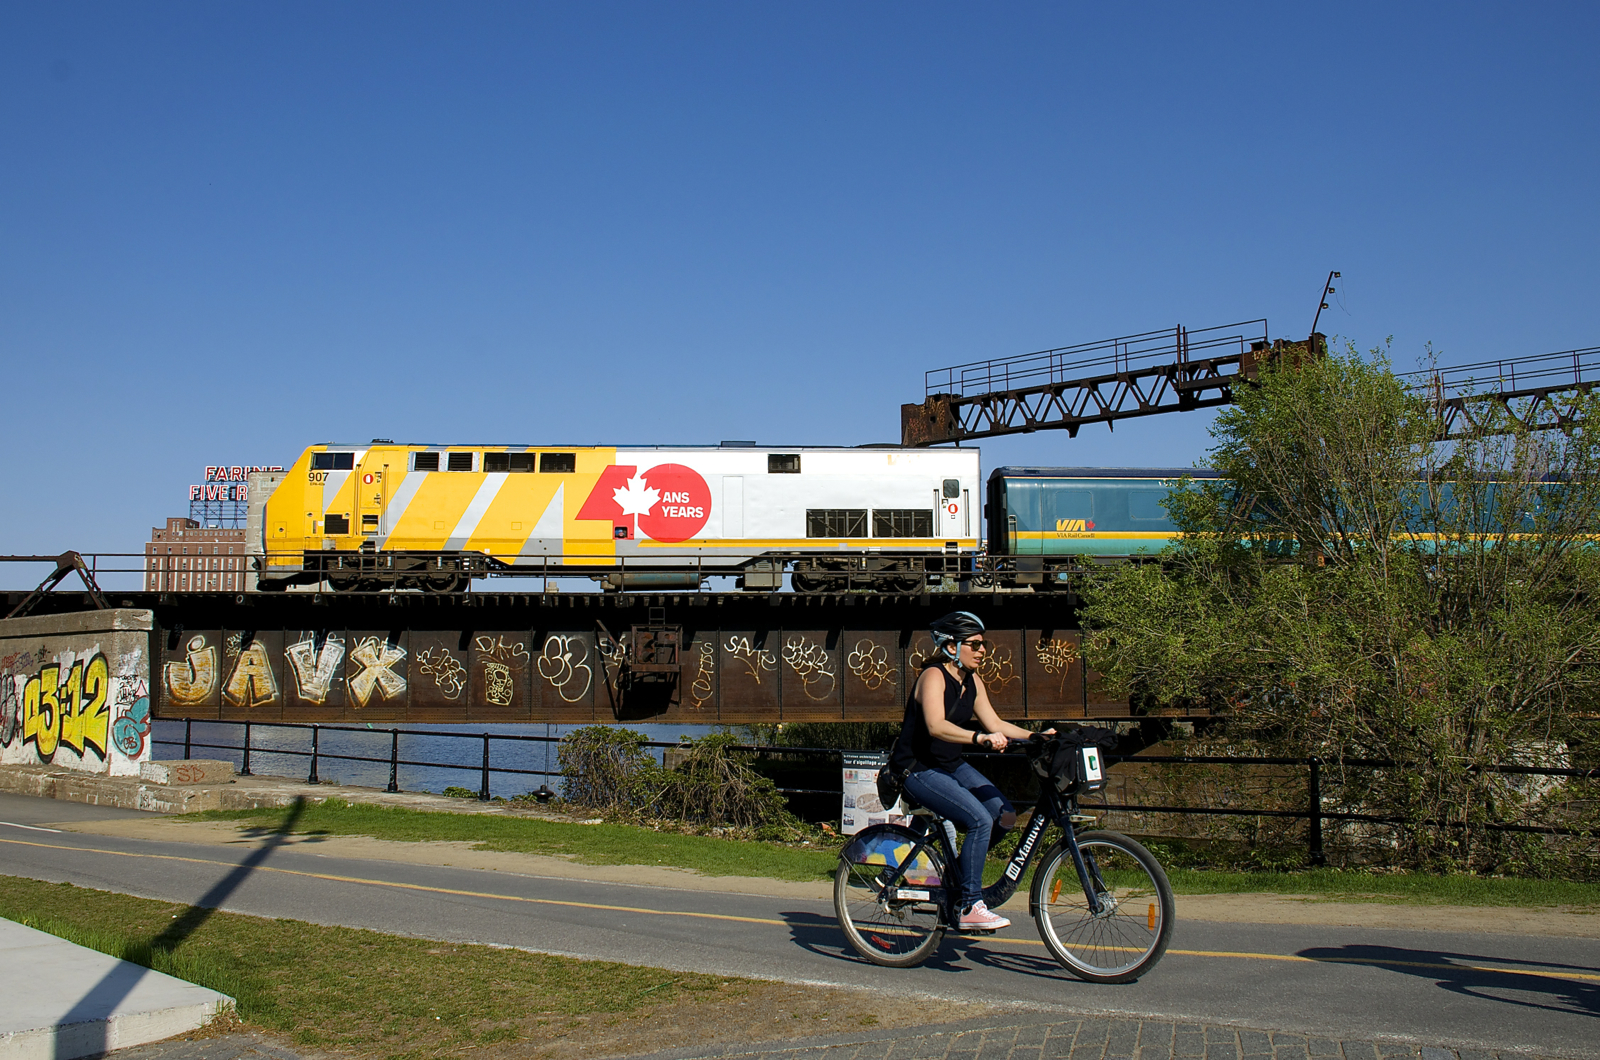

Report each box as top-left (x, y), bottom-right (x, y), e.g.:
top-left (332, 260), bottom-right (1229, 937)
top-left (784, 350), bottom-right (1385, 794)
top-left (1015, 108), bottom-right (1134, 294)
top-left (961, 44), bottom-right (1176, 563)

top-left (929, 611), bottom-right (985, 666)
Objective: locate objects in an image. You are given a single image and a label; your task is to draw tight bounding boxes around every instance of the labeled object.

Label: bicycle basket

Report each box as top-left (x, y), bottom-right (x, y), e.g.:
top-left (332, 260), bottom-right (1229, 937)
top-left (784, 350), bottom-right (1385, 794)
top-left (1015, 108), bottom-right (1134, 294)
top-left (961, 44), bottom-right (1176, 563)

top-left (1031, 728), bottom-right (1115, 795)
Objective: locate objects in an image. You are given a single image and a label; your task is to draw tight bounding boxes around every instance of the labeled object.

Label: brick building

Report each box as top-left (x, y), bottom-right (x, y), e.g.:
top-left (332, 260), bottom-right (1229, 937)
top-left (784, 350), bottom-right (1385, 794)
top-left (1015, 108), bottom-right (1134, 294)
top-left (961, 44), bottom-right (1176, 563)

top-left (146, 517), bottom-right (248, 592)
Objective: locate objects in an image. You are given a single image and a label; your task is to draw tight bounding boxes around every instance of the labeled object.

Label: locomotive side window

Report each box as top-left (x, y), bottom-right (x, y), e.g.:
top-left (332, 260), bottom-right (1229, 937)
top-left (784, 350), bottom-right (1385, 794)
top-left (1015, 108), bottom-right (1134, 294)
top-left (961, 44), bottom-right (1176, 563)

top-left (873, 509), bottom-right (934, 537)
top-left (325, 514), bottom-right (350, 534)
top-left (943, 478), bottom-right (961, 499)
top-left (446, 452), bottom-right (475, 472)
top-left (413, 452), bottom-right (440, 472)
top-left (540, 452), bottom-right (576, 473)
top-left (486, 452), bottom-right (536, 472)
top-left (768, 454), bottom-right (801, 473)
top-left (312, 452), bottom-right (355, 471)
top-left (807, 509), bottom-right (867, 537)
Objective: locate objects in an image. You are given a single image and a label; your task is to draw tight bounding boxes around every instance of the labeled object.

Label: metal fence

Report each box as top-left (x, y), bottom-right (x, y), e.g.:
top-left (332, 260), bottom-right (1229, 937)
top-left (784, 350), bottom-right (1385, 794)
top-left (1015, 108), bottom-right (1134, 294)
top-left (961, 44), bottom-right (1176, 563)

top-left (156, 718), bottom-right (1597, 867)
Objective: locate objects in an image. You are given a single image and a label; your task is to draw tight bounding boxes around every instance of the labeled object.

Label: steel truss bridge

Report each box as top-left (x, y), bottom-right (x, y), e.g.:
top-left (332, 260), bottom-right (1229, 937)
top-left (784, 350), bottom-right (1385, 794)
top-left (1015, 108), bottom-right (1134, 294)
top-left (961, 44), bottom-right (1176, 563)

top-left (902, 320), bottom-right (1600, 446)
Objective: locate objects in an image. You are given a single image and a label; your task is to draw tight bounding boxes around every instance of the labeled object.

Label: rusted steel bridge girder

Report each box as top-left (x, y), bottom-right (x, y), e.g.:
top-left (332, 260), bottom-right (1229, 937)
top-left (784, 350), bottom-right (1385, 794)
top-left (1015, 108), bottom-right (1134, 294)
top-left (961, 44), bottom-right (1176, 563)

top-left (1402, 345), bottom-right (1600, 439)
top-left (0, 589), bottom-right (1174, 724)
top-left (901, 320), bottom-right (1323, 447)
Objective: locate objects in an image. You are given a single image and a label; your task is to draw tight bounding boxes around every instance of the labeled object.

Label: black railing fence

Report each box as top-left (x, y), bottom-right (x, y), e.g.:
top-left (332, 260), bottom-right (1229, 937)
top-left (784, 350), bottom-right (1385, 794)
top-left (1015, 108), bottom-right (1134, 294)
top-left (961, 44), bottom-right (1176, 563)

top-left (155, 719), bottom-right (1598, 866)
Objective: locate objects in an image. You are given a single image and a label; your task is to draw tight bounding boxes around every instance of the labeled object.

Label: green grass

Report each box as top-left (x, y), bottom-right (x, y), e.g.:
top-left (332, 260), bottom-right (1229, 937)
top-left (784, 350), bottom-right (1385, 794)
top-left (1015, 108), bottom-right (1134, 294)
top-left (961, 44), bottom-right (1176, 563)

top-left (0, 874), bottom-right (748, 1059)
top-left (189, 800), bottom-right (1600, 909)
top-left (192, 800), bottom-right (840, 883)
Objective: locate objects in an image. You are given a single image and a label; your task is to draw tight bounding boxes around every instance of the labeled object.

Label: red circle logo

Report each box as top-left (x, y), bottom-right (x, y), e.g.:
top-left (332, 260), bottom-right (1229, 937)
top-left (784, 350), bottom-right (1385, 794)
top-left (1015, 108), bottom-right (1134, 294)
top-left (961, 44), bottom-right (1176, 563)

top-left (635, 464), bottom-right (712, 542)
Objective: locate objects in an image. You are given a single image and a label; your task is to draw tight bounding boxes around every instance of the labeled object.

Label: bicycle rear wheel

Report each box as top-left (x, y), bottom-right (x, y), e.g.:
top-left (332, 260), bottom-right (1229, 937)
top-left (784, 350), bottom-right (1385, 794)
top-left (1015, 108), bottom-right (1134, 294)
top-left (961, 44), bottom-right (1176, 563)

top-left (1031, 830), bottom-right (1173, 983)
top-left (833, 823), bottom-right (947, 968)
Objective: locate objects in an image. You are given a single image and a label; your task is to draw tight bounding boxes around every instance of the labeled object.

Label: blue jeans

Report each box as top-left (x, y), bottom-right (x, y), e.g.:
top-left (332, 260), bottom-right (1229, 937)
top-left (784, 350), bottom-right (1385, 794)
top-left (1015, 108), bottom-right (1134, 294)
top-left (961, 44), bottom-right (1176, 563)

top-left (902, 760), bottom-right (1013, 908)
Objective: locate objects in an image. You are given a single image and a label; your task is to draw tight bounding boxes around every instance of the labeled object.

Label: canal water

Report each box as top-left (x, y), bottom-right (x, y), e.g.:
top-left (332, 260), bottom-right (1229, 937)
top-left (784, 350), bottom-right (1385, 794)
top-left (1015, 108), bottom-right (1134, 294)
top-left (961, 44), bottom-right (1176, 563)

top-left (150, 720), bottom-right (731, 801)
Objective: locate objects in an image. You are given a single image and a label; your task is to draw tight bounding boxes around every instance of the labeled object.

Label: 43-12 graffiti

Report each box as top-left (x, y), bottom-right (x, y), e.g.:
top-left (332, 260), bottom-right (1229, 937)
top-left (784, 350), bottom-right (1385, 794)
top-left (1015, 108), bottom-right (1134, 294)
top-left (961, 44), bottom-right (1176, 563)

top-left (20, 653), bottom-right (111, 760)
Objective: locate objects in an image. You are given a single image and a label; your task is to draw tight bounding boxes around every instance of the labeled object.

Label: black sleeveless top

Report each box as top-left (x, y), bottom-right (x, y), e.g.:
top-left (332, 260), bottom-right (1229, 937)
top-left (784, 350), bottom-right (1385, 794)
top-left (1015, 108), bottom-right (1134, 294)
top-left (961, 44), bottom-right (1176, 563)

top-left (890, 665), bottom-right (978, 773)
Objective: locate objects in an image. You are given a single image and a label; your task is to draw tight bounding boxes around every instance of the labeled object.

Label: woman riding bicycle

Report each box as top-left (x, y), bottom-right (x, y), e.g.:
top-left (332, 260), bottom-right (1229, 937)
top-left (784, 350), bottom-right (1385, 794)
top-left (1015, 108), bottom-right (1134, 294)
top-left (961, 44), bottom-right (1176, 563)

top-left (889, 611), bottom-right (1050, 932)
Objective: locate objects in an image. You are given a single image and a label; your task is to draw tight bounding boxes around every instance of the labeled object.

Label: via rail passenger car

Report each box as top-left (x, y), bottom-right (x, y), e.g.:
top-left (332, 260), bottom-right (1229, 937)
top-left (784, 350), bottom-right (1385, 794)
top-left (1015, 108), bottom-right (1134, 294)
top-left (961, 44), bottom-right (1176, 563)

top-left (983, 467), bottom-right (1217, 588)
top-left (257, 442), bottom-right (980, 593)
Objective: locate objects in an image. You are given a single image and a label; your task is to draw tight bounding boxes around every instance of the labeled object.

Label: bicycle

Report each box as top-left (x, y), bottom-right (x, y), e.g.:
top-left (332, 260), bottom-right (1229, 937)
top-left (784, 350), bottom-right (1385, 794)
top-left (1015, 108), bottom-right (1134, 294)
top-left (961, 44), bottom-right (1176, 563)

top-left (832, 734), bottom-right (1175, 983)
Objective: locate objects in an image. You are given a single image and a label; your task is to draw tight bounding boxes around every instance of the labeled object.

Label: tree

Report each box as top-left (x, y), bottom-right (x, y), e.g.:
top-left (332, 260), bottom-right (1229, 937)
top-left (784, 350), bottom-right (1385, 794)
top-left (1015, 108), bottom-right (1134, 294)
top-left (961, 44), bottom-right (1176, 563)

top-left (1080, 344), bottom-right (1600, 873)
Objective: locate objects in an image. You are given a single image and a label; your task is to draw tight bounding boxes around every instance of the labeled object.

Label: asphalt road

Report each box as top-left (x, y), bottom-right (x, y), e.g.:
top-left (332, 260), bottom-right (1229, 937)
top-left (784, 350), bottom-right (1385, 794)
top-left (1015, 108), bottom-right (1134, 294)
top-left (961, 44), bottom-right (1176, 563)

top-left (0, 794), bottom-right (1594, 1057)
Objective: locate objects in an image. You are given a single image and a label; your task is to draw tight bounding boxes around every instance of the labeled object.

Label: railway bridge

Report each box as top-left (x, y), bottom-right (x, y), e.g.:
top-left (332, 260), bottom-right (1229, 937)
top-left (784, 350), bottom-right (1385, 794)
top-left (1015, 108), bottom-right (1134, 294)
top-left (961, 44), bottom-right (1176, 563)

top-left (0, 590), bottom-right (1160, 761)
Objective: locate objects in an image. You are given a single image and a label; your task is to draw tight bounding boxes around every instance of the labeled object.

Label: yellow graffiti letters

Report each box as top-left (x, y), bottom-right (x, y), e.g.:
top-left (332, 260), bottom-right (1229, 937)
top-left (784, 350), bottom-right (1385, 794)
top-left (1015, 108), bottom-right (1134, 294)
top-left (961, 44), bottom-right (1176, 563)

top-left (349, 637), bottom-right (407, 707)
top-left (224, 641), bottom-right (279, 709)
top-left (22, 665), bottom-right (58, 758)
top-left (165, 637), bottom-right (218, 706)
top-left (286, 634), bottom-right (345, 705)
top-left (22, 654), bottom-right (110, 761)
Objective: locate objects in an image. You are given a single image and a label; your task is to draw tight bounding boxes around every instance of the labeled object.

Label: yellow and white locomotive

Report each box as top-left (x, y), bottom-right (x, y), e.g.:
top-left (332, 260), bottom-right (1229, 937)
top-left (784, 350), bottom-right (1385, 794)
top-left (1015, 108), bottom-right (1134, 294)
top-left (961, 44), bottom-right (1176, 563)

top-left (256, 442), bottom-right (980, 593)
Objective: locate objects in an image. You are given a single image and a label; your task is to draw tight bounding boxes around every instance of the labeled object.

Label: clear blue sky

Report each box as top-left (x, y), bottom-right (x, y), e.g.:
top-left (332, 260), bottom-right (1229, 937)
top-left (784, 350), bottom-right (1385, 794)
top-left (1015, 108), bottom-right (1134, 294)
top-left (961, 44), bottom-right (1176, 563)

top-left (4, 3), bottom-right (1597, 578)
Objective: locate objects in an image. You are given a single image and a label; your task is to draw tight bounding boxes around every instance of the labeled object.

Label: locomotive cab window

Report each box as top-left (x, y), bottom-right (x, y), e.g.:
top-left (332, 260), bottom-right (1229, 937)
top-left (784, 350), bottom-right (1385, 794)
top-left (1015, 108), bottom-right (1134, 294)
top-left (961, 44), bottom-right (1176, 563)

top-left (942, 478), bottom-right (961, 499)
top-left (312, 452), bottom-right (355, 471)
top-left (768, 453), bottom-right (801, 473)
top-left (873, 509), bottom-right (933, 538)
top-left (446, 452), bottom-right (475, 472)
top-left (412, 452), bottom-right (440, 471)
top-left (540, 452), bottom-right (575, 473)
top-left (807, 509), bottom-right (867, 538)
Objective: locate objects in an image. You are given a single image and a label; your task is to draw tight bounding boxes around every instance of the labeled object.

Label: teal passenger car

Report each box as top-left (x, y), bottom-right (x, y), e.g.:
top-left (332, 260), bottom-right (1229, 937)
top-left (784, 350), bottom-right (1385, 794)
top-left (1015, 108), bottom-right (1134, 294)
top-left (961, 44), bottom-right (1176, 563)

top-left (985, 467), bottom-right (1219, 569)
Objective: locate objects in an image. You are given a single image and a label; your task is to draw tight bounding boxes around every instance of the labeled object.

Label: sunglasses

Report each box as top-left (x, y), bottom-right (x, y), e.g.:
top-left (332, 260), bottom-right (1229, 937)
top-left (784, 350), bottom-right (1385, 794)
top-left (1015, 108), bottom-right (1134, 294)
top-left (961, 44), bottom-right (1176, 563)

top-left (961, 638), bottom-right (988, 650)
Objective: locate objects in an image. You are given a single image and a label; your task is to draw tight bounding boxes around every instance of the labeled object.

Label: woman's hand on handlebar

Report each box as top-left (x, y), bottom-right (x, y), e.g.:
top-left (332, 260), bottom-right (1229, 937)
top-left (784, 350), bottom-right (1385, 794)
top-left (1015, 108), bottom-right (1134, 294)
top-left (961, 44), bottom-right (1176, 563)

top-left (978, 732), bottom-right (1007, 752)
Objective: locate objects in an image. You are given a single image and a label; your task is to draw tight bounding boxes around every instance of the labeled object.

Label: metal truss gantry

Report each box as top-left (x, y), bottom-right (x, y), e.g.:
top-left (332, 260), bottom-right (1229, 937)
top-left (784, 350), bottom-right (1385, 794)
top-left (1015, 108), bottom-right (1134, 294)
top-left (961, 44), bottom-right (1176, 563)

top-left (901, 319), bottom-right (1319, 447)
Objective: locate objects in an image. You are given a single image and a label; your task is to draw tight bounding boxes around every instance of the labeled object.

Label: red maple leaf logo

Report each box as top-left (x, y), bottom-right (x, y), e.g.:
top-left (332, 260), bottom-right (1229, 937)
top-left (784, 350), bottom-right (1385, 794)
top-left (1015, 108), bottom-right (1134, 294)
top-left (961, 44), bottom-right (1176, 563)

top-left (1086, 520), bottom-right (1096, 530)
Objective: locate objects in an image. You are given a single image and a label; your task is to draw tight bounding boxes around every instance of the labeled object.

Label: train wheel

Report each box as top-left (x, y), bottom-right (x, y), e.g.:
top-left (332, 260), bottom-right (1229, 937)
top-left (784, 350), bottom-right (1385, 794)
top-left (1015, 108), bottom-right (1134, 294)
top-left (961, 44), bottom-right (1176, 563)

top-left (792, 571), bottom-right (828, 594)
top-left (327, 573), bottom-right (360, 592)
top-left (424, 572), bottom-right (465, 593)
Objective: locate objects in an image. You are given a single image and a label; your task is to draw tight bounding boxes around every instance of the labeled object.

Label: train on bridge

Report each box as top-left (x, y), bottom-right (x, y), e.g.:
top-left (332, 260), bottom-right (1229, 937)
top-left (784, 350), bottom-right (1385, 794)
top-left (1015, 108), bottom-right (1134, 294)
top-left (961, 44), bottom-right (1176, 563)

top-left (252, 441), bottom-right (1200, 594)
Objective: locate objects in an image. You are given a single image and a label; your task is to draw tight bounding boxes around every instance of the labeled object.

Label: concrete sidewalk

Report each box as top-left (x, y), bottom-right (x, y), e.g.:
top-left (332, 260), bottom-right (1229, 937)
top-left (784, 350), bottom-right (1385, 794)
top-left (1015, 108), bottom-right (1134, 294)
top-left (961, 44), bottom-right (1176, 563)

top-left (0, 918), bottom-right (232, 1060)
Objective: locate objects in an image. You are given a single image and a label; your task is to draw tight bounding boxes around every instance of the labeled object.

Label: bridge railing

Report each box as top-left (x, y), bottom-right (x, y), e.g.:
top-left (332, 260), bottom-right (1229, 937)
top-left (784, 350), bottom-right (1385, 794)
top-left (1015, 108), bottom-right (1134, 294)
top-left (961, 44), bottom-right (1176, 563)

top-left (154, 718), bottom-right (1596, 869)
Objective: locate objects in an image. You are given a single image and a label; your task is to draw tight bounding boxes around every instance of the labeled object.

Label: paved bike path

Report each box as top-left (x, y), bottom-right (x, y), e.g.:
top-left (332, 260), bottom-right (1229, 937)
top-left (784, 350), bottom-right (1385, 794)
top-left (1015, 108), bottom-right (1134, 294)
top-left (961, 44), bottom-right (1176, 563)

top-left (0, 811), bottom-right (1594, 1059)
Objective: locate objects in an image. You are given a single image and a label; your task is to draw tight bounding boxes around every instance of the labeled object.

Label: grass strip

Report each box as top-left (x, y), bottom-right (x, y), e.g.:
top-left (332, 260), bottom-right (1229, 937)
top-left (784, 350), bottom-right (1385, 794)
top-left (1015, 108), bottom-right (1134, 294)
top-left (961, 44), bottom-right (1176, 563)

top-left (0, 874), bottom-right (749, 1059)
top-left (193, 800), bottom-right (839, 882)
top-left (191, 800), bottom-right (1600, 908)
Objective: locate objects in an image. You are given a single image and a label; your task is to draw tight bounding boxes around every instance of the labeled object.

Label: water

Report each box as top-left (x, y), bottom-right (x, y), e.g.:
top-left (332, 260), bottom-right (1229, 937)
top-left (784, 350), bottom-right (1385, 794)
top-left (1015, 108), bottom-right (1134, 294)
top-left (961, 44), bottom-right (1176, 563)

top-left (150, 720), bottom-right (732, 800)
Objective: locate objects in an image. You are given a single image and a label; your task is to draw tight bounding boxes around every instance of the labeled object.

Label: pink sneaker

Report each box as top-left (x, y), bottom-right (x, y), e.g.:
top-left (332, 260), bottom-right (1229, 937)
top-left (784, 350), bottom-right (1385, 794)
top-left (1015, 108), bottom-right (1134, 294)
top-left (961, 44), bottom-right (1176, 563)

top-left (958, 900), bottom-right (1010, 931)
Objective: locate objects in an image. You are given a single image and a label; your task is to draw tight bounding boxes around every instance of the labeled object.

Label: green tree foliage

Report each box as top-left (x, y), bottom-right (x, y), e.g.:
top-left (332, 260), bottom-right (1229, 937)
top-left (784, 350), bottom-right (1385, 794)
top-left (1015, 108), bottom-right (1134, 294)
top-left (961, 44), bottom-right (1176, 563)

top-left (1081, 345), bottom-right (1600, 873)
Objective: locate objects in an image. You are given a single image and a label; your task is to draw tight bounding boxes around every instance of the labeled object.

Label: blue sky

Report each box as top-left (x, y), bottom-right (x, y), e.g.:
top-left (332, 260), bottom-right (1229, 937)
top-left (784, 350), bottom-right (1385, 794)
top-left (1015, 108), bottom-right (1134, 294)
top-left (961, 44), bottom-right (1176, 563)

top-left (3, 3), bottom-right (1597, 579)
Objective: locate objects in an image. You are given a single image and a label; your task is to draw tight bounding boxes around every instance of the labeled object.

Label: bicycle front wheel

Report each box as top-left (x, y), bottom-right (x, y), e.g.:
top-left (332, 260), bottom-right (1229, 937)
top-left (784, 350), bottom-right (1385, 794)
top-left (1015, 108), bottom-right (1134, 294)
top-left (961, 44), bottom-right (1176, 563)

top-left (833, 823), bottom-right (947, 968)
top-left (1032, 830), bottom-right (1173, 983)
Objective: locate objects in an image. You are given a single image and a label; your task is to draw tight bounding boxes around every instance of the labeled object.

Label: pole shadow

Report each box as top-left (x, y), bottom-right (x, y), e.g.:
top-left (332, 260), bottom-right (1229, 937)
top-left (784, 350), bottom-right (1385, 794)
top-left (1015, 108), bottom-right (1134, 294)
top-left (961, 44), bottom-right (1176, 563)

top-left (1299, 943), bottom-right (1600, 1019)
top-left (51, 798), bottom-right (307, 1059)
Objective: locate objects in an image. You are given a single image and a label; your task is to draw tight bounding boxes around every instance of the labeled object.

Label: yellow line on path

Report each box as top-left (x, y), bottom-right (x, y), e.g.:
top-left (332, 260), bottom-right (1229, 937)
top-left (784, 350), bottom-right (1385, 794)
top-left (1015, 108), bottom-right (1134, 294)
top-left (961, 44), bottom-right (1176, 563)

top-left (0, 837), bottom-right (784, 925)
top-left (7, 837), bottom-right (1599, 986)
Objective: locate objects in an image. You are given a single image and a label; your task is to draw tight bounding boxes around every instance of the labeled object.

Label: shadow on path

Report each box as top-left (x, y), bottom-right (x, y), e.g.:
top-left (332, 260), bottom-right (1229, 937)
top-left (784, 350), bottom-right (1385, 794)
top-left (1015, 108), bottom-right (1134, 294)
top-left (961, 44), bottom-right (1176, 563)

top-left (51, 798), bottom-right (307, 1059)
top-left (1300, 942), bottom-right (1600, 1019)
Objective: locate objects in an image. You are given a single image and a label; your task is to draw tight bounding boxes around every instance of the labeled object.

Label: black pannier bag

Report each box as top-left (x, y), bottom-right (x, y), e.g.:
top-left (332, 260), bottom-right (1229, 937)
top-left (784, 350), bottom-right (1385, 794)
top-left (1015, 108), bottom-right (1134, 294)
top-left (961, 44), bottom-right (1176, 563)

top-left (876, 759), bottom-right (908, 810)
top-left (1032, 726), bottom-right (1118, 795)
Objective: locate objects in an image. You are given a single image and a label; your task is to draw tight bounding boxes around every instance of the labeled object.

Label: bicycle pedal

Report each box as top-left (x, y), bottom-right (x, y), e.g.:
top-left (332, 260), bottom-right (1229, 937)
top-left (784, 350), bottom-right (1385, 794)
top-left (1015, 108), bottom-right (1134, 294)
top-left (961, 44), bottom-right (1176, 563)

top-left (953, 926), bottom-right (999, 936)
